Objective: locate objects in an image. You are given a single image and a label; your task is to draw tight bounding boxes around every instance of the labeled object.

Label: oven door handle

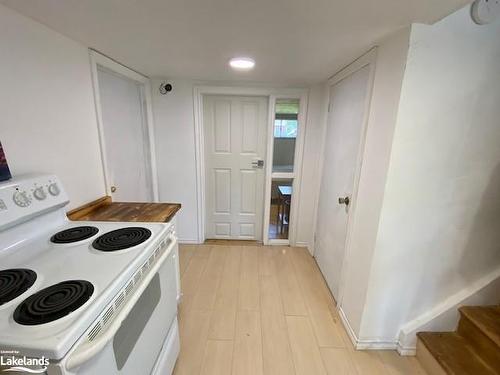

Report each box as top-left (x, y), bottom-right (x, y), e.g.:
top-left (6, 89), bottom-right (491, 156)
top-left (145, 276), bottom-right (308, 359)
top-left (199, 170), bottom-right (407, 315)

top-left (65, 234), bottom-right (177, 371)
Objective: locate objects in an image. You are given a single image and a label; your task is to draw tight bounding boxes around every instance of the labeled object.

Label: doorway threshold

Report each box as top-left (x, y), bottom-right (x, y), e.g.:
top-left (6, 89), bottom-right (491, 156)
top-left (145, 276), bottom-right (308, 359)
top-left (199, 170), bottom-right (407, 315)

top-left (203, 239), bottom-right (263, 246)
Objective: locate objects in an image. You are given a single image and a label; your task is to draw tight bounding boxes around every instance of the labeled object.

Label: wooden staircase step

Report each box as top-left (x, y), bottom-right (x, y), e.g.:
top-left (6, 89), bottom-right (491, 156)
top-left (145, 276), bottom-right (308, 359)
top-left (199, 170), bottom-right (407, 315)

top-left (417, 332), bottom-right (498, 374)
top-left (457, 306), bottom-right (500, 370)
top-left (459, 306), bottom-right (500, 348)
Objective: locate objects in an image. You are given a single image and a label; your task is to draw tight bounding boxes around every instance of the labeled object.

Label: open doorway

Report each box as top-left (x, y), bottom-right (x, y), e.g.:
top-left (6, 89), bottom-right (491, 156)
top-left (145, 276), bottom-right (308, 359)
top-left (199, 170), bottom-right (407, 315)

top-left (267, 99), bottom-right (300, 240)
top-left (264, 97), bottom-right (306, 245)
top-left (269, 178), bottom-right (293, 239)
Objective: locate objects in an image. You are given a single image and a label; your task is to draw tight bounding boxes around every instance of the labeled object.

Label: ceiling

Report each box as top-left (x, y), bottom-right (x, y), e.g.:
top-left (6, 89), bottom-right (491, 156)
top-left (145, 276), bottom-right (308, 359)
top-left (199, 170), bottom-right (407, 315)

top-left (1, 0), bottom-right (469, 85)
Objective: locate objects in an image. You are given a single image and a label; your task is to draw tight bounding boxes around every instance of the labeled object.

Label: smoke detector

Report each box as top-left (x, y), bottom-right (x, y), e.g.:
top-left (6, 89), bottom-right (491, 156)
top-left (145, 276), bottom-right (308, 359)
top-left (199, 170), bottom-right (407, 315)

top-left (471, 0), bottom-right (500, 25)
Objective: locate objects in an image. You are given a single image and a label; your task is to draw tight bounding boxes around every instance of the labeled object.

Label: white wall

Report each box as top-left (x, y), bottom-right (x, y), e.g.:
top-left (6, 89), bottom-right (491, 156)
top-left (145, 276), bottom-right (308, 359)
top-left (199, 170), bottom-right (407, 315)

top-left (151, 79), bottom-right (326, 245)
top-left (359, 7), bottom-right (500, 343)
top-left (296, 83), bottom-right (327, 248)
top-left (151, 79), bottom-right (199, 242)
top-left (0, 4), bottom-right (105, 209)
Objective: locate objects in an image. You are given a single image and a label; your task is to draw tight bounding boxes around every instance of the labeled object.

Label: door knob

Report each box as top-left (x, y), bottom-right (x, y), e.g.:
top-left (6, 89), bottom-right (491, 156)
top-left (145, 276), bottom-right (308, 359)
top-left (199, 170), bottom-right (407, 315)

top-left (338, 196), bottom-right (350, 206)
top-left (110, 186), bottom-right (117, 193)
top-left (251, 159), bottom-right (264, 169)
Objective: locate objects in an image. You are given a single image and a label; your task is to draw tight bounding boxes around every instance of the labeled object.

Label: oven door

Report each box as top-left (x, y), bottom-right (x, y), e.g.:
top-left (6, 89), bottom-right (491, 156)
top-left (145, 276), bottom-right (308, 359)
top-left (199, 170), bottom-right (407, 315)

top-left (61, 236), bottom-right (178, 375)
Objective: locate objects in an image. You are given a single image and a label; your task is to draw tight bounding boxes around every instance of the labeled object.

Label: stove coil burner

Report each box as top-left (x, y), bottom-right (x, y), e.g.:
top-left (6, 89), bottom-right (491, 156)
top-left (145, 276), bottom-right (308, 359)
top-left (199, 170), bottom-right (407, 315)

top-left (51, 226), bottom-right (99, 244)
top-left (0, 269), bottom-right (37, 306)
top-left (14, 280), bottom-right (94, 325)
top-left (92, 227), bottom-right (152, 252)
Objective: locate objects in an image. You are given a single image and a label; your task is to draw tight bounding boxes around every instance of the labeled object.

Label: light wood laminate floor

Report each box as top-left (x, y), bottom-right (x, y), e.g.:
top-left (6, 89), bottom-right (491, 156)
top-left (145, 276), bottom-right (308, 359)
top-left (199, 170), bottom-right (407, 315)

top-left (174, 244), bottom-right (426, 375)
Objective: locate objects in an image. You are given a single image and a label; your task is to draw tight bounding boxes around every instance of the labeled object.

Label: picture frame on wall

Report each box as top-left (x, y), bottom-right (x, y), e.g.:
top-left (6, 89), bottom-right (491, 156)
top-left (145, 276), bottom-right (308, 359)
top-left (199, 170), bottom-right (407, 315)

top-left (0, 142), bottom-right (12, 181)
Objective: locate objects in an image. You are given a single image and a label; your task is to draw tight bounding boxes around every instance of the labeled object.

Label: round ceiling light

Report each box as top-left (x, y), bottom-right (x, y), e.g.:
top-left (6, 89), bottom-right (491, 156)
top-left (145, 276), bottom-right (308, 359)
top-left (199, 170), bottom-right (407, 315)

top-left (229, 57), bottom-right (255, 70)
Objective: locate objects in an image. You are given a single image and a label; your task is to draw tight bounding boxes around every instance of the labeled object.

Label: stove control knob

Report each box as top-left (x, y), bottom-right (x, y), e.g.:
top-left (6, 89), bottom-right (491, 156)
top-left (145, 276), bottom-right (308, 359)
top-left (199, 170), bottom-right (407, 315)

top-left (48, 183), bottom-right (60, 196)
top-left (13, 191), bottom-right (32, 207)
top-left (33, 186), bottom-right (47, 201)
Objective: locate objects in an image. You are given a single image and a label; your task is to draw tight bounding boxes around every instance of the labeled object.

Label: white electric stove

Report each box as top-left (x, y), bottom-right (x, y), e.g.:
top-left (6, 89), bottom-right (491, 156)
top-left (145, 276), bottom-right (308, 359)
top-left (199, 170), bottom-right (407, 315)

top-left (0, 175), bottom-right (180, 375)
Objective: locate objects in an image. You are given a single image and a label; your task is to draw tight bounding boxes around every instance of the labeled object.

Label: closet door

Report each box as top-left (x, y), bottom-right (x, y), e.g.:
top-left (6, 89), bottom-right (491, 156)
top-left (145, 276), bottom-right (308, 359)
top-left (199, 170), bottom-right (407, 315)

top-left (315, 65), bottom-right (371, 300)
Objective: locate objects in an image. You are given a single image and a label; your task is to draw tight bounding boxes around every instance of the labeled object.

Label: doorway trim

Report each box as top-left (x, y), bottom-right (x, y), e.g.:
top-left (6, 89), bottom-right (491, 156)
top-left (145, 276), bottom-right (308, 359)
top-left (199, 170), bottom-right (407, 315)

top-left (193, 86), bottom-right (308, 244)
top-left (313, 48), bottom-right (378, 307)
top-left (89, 49), bottom-right (159, 201)
top-left (264, 93), bottom-right (309, 246)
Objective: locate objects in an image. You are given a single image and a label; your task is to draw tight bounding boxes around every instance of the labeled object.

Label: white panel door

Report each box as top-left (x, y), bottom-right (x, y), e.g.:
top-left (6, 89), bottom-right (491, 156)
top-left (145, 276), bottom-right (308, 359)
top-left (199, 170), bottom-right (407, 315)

top-left (97, 67), bottom-right (152, 202)
top-left (315, 65), bottom-right (371, 300)
top-left (204, 95), bottom-right (268, 240)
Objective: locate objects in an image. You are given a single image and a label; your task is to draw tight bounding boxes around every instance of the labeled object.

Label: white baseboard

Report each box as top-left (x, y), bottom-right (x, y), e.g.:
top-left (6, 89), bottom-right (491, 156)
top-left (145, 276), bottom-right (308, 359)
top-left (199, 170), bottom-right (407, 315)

top-left (338, 307), bottom-right (358, 347)
top-left (356, 340), bottom-right (397, 350)
top-left (178, 238), bottom-right (201, 244)
top-left (338, 270), bottom-right (500, 356)
top-left (397, 343), bottom-right (417, 356)
top-left (397, 266), bottom-right (500, 355)
top-left (294, 241), bottom-right (309, 247)
top-left (355, 340), bottom-right (397, 350)
top-left (338, 307), bottom-right (398, 351)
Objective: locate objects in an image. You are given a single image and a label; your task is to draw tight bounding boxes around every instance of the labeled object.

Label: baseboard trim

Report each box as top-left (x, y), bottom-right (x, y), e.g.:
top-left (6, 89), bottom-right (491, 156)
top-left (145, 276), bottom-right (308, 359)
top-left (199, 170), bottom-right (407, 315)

top-left (338, 307), bottom-right (400, 351)
top-left (182, 239), bottom-right (311, 247)
top-left (336, 271), bottom-right (500, 356)
top-left (397, 266), bottom-right (500, 354)
top-left (397, 343), bottom-right (417, 356)
top-left (294, 241), bottom-right (309, 248)
top-left (178, 239), bottom-right (200, 244)
top-left (338, 307), bottom-right (358, 347)
top-left (356, 340), bottom-right (398, 350)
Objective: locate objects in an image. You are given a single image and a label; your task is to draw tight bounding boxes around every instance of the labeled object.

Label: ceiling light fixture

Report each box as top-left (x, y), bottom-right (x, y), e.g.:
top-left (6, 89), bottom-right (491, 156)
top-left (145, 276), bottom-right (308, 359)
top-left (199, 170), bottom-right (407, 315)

top-left (229, 57), bottom-right (255, 70)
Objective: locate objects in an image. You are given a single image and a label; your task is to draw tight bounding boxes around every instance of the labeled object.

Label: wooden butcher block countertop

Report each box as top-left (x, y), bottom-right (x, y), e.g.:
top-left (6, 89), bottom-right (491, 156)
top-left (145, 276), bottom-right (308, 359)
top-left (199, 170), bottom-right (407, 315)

top-left (67, 196), bottom-right (181, 223)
